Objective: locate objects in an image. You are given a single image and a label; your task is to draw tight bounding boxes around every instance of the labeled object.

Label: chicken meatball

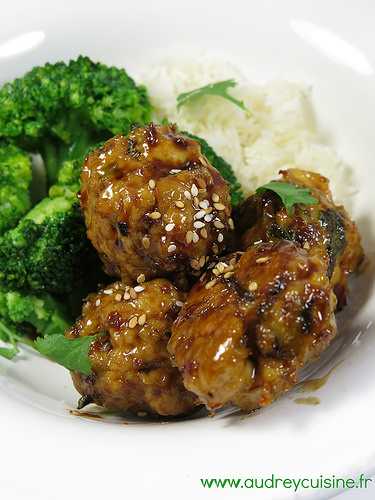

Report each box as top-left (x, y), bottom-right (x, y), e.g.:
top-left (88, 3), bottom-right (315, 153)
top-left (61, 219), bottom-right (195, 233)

top-left (235, 168), bottom-right (363, 308)
top-left (81, 124), bottom-right (233, 287)
top-left (168, 241), bottom-right (337, 411)
top-left (66, 279), bottom-right (198, 416)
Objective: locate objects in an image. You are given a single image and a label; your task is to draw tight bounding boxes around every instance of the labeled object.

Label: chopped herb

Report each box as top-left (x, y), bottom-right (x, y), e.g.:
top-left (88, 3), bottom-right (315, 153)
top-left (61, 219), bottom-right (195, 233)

top-left (256, 181), bottom-right (318, 215)
top-left (0, 345), bottom-right (18, 360)
top-left (177, 79), bottom-right (248, 112)
top-left (0, 319), bottom-right (20, 359)
top-left (35, 334), bottom-right (96, 375)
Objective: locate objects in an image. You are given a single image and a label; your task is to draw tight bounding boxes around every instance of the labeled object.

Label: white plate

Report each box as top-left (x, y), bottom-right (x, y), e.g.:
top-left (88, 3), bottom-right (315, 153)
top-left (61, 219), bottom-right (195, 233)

top-left (1, 1), bottom-right (375, 499)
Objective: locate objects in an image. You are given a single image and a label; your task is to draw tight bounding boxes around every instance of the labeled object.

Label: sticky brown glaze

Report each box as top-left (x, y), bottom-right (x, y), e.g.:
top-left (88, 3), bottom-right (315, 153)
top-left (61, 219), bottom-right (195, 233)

top-left (235, 168), bottom-right (363, 308)
top-left (81, 124), bottom-right (233, 288)
top-left (168, 241), bottom-right (337, 411)
top-left (66, 279), bottom-right (198, 416)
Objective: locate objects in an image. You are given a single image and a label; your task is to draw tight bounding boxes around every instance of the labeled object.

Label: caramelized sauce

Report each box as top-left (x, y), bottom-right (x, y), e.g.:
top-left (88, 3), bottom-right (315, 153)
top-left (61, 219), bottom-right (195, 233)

top-left (294, 396), bottom-right (320, 406)
top-left (296, 363), bottom-right (341, 393)
top-left (69, 410), bottom-right (103, 420)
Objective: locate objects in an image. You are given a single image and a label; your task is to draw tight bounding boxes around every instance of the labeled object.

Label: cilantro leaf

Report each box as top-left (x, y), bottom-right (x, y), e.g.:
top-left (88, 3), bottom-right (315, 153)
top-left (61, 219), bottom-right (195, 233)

top-left (0, 319), bottom-right (21, 359)
top-left (256, 181), bottom-right (318, 215)
top-left (177, 79), bottom-right (248, 112)
top-left (0, 345), bottom-right (18, 359)
top-left (35, 334), bottom-right (95, 375)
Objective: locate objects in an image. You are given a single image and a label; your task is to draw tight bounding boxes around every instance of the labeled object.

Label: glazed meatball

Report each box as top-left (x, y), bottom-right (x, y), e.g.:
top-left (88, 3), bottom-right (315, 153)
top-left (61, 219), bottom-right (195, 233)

top-left (66, 279), bottom-right (198, 416)
top-left (235, 168), bottom-right (363, 308)
top-left (81, 124), bottom-right (233, 287)
top-left (168, 241), bottom-right (337, 411)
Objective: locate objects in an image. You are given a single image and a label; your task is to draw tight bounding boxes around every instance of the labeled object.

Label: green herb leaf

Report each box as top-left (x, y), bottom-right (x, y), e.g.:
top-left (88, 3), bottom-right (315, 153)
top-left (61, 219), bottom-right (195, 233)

top-left (256, 181), bottom-right (318, 215)
top-left (0, 346), bottom-right (18, 359)
top-left (0, 319), bottom-right (21, 359)
top-left (177, 79), bottom-right (248, 112)
top-left (35, 334), bottom-right (95, 375)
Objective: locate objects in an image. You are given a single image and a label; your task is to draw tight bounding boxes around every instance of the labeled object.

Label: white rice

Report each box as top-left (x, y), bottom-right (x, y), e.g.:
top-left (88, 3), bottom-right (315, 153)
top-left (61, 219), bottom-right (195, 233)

top-left (139, 54), bottom-right (355, 206)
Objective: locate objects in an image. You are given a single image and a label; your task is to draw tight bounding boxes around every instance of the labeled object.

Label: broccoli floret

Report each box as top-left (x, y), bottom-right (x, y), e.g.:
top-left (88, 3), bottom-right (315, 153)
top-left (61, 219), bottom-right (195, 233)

top-left (0, 195), bottom-right (90, 295)
top-left (2, 289), bottom-right (70, 336)
top-left (48, 159), bottom-right (81, 199)
top-left (183, 132), bottom-right (244, 206)
top-left (0, 288), bottom-right (70, 359)
top-left (0, 142), bottom-right (32, 235)
top-left (0, 56), bottom-right (152, 185)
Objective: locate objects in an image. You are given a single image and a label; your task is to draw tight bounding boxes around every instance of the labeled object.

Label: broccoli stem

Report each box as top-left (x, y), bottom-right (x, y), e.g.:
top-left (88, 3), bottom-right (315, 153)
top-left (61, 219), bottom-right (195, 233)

top-left (41, 140), bottom-right (61, 186)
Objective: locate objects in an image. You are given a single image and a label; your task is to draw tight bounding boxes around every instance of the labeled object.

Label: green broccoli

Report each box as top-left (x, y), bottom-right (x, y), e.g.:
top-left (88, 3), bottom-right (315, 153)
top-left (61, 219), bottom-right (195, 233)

top-left (48, 159), bottom-right (81, 199)
top-left (183, 132), bottom-right (244, 206)
top-left (0, 288), bottom-right (70, 359)
top-left (0, 56), bottom-right (152, 185)
top-left (0, 196), bottom-right (90, 295)
top-left (0, 142), bottom-right (32, 235)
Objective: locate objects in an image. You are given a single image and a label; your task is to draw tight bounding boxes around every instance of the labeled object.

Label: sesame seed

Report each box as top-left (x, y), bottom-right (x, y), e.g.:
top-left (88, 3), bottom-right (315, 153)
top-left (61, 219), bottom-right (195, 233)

top-left (190, 259), bottom-right (200, 270)
top-left (199, 256), bottom-right (206, 268)
top-left (204, 214), bottom-right (213, 223)
top-left (186, 231), bottom-right (193, 244)
top-left (224, 271), bottom-right (234, 278)
top-left (205, 279), bottom-right (217, 290)
top-left (192, 232), bottom-right (199, 243)
top-left (138, 314), bottom-right (147, 326)
top-left (103, 289), bottom-right (113, 295)
top-left (228, 218), bottom-right (234, 230)
top-left (194, 221), bottom-right (205, 229)
top-left (217, 233), bottom-right (224, 243)
top-left (137, 411), bottom-right (147, 417)
top-left (137, 274), bottom-right (146, 284)
top-left (230, 257), bottom-right (237, 267)
top-left (149, 211), bottom-right (161, 219)
top-left (248, 281), bottom-right (258, 291)
top-left (256, 256), bottom-right (270, 264)
top-left (199, 200), bottom-right (209, 209)
top-left (168, 244), bottom-right (177, 253)
top-left (170, 169), bottom-right (181, 174)
top-left (191, 184), bottom-right (199, 197)
top-left (87, 320), bottom-right (92, 326)
top-left (148, 179), bottom-right (156, 189)
top-left (184, 190), bottom-right (191, 200)
top-left (214, 203), bottom-right (226, 211)
top-left (129, 316), bottom-right (138, 329)
top-left (95, 299), bottom-right (101, 307)
top-left (212, 243), bottom-right (219, 255)
top-left (217, 262), bottom-right (226, 273)
top-left (214, 220), bottom-right (225, 229)
top-left (176, 300), bottom-right (184, 308)
top-left (175, 200), bottom-right (185, 208)
top-left (303, 242), bottom-right (310, 250)
top-left (130, 288), bottom-right (137, 299)
top-left (165, 223), bottom-right (175, 232)
top-left (212, 268), bottom-right (220, 276)
top-left (142, 236), bottom-right (150, 249)
top-left (115, 293), bottom-right (122, 302)
top-left (200, 228), bottom-right (208, 239)
top-left (193, 197), bottom-right (199, 206)
top-left (212, 193), bottom-right (220, 203)
top-left (134, 285), bottom-right (144, 293)
top-left (195, 209), bottom-right (206, 220)
top-left (124, 292), bottom-right (131, 300)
